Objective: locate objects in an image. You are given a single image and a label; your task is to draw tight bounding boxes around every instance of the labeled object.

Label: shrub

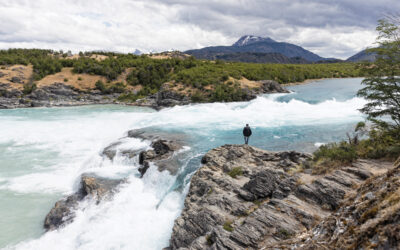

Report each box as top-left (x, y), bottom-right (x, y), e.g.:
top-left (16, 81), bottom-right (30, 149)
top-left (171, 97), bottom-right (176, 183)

top-left (312, 142), bottom-right (357, 174)
top-left (228, 167), bottom-right (243, 178)
top-left (314, 142), bottom-right (357, 164)
top-left (23, 83), bottom-right (37, 95)
top-left (223, 220), bottom-right (234, 232)
top-left (78, 77), bottom-right (82, 81)
top-left (117, 93), bottom-right (142, 102)
top-left (63, 78), bottom-right (68, 82)
top-left (205, 235), bottom-right (213, 246)
top-left (95, 80), bottom-right (107, 93)
top-left (191, 91), bottom-right (205, 103)
top-left (360, 205), bottom-right (379, 223)
top-left (276, 228), bottom-right (293, 239)
top-left (109, 82), bottom-right (126, 93)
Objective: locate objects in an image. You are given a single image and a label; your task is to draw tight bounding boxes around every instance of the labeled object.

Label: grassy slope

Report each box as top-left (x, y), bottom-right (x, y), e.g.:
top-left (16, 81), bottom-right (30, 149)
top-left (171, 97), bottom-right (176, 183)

top-left (0, 49), bottom-right (365, 103)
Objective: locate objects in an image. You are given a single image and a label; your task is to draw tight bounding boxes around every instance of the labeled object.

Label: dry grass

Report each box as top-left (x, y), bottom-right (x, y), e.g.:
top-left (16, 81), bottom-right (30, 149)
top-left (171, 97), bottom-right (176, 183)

top-left (236, 77), bottom-right (262, 89)
top-left (0, 64), bottom-right (33, 90)
top-left (165, 81), bottom-right (198, 95)
top-left (36, 67), bottom-right (107, 90)
top-left (89, 54), bottom-right (109, 61)
top-left (36, 67), bottom-right (141, 91)
top-left (63, 54), bottom-right (109, 61)
top-left (149, 52), bottom-right (190, 60)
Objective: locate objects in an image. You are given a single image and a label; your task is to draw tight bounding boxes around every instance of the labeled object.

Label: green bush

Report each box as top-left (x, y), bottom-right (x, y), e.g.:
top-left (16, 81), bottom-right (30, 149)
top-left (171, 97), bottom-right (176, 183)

top-left (191, 91), bottom-right (205, 103)
top-left (109, 82), bottom-right (126, 93)
top-left (23, 83), bottom-right (37, 95)
top-left (314, 142), bottom-right (357, 164)
top-left (95, 80), bottom-right (107, 93)
top-left (223, 220), bottom-right (234, 232)
top-left (228, 167), bottom-right (243, 178)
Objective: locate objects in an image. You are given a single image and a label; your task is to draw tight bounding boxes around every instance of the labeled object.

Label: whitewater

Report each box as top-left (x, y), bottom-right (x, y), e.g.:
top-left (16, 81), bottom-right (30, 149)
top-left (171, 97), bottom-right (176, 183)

top-left (0, 78), bottom-right (366, 249)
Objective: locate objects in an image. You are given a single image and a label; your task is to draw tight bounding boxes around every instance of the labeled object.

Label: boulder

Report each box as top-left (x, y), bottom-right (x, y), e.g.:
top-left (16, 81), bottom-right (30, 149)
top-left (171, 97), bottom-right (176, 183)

top-left (44, 174), bottom-right (125, 230)
top-left (138, 139), bottom-right (182, 177)
top-left (102, 129), bottom-right (186, 177)
top-left (10, 76), bottom-right (22, 83)
top-left (259, 80), bottom-right (290, 93)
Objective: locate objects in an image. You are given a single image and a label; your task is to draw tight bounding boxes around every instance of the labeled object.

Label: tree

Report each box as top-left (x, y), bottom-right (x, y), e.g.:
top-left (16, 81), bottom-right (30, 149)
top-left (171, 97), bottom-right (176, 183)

top-left (357, 16), bottom-right (400, 130)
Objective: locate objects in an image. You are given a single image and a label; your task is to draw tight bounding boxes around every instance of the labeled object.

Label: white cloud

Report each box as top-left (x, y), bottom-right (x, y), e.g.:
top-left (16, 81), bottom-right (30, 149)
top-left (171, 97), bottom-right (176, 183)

top-left (0, 0), bottom-right (395, 58)
top-left (0, 0), bottom-right (230, 53)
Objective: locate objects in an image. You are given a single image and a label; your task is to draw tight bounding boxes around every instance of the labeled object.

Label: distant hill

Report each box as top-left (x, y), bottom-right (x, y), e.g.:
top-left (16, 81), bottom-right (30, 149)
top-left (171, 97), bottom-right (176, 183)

top-left (346, 49), bottom-right (377, 62)
top-left (214, 52), bottom-right (309, 64)
top-left (185, 35), bottom-right (333, 63)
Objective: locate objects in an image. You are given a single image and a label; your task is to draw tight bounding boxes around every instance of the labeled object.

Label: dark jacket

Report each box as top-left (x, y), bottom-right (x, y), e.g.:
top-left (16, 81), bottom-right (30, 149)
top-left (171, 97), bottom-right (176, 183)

top-left (243, 126), bottom-right (252, 137)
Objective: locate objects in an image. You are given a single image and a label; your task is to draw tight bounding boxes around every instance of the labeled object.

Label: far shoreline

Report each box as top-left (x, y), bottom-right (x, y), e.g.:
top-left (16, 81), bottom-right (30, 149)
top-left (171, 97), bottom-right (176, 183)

top-left (0, 77), bottom-right (363, 110)
top-left (283, 76), bottom-right (364, 86)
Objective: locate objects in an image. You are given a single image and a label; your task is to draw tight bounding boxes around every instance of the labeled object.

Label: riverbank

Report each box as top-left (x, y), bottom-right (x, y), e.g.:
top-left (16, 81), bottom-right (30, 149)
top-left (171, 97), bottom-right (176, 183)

top-left (0, 76), bottom-right (359, 110)
top-left (0, 79), bottom-right (289, 110)
top-left (282, 76), bottom-right (363, 86)
top-left (169, 144), bottom-right (397, 249)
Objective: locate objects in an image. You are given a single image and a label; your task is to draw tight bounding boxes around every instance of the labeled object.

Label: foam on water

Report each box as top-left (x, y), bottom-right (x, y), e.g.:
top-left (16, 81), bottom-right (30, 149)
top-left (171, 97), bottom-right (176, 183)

top-left (0, 79), bottom-right (368, 249)
top-left (12, 167), bottom-right (183, 250)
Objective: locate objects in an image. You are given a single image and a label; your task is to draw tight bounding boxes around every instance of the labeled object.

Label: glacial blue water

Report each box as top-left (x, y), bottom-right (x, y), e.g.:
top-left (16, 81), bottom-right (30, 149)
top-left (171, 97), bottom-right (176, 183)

top-left (0, 78), bottom-right (366, 250)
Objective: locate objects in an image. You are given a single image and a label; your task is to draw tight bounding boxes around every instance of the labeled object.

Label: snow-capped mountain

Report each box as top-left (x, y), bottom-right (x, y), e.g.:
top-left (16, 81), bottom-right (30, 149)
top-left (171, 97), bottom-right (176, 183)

top-left (185, 35), bottom-right (331, 63)
top-left (233, 35), bottom-right (276, 46)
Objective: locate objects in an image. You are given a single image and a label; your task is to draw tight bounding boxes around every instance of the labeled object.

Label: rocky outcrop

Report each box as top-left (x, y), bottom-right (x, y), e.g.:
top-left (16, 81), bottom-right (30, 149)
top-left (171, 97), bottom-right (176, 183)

top-left (169, 144), bottom-right (393, 249)
top-left (44, 174), bottom-right (125, 230)
top-left (0, 78), bottom-right (289, 109)
top-left (0, 83), bottom-right (117, 109)
top-left (102, 129), bottom-right (185, 176)
top-left (138, 139), bottom-right (182, 177)
top-left (259, 80), bottom-right (290, 94)
top-left (134, 80), bottom-right (289, 109)
top-left (274, 157), bottom-right (400, 249)
top-left (135, 89), bottom-right (191, 109)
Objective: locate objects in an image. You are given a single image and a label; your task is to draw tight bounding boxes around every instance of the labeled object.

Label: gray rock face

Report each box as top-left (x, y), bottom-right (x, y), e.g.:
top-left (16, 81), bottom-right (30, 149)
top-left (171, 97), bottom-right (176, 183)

top-left (169, 145), bottom-right (389, 249)
top-left (0, 79), bottom-right (289, 109)
top-left (276, 159), bottom-right (399, 249)
top-left (259, 80), bottom-right (290, 94)
top-left (44, 174), bottom-right (125, 230)
top-left (135, 80), bottom-right (288, 109)
top-left (242, 169), bottom-right (296, 200)
top-left (135, 90), bottom-right (191, 109)
top-left (10, 76), bottom-right (22, 83)
top-left (0, 83), bottom-right (116, 109)
top-left (102, 129), bottom-right (185, 176)
top-left (138, 139), bottom-right (182, 177)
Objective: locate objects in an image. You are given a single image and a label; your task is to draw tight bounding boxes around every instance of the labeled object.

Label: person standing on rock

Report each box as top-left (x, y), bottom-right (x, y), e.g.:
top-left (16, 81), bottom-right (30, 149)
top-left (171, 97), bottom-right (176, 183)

top-left (243, 124), bottom-right (252, 144)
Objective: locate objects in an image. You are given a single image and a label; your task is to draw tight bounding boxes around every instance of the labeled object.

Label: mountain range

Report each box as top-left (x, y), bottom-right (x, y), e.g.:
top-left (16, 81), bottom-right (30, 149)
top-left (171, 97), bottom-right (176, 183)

top-left (184, 35), bottom-right (373, 64)
top-left (346, 49), bottom-right (377, 62)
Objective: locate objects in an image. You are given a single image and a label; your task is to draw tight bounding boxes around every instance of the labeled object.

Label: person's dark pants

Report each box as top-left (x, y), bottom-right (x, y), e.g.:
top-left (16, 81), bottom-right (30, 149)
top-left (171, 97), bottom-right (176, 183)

top-left (244, 136), bottom-right (249, 144)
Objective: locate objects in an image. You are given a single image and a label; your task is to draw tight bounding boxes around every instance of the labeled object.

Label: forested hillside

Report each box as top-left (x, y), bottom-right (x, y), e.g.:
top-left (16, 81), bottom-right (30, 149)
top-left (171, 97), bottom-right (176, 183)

top-left (0, 49), bottom-right (364, 103)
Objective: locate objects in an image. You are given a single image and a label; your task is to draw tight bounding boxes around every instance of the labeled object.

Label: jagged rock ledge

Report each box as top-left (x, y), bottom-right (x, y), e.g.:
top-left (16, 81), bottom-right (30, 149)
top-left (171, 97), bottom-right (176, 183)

top-left (44, 174), bottom-right (125, 230)
top-left (0, 83), bottom-right (117, 109)
top-left (277, 157), bottom-right (400, 249)
top-left (135, 80), bottom-right (289, 110)
top-left (102, 129), bottom-right (185, 176)
top-left (0, 79), bottom-right (289, 109)
top-left (169, 144), bottom-right (393, 249)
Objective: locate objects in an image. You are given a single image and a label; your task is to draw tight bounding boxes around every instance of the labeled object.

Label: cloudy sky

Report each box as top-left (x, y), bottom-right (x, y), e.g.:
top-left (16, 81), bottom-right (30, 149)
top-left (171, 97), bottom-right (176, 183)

top-left (0, 0), bottom-right (398, 59)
